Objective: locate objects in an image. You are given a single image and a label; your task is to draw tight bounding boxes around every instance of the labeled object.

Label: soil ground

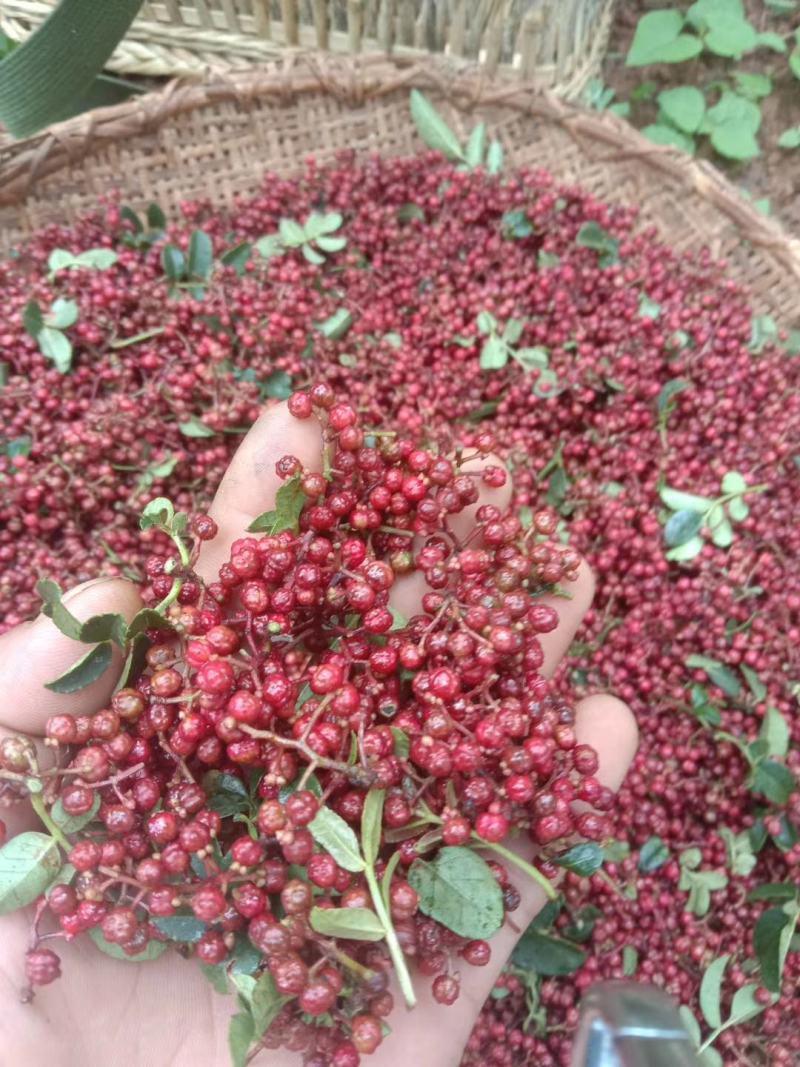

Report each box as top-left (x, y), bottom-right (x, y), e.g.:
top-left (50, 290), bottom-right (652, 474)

top-left (603, 0), bottom-right (800, 233)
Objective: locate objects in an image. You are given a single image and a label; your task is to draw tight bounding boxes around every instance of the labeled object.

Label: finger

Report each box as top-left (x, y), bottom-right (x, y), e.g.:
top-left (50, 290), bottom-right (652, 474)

top-left (538, 559), bottom-right (596, 678)
top-left (0, 578), bottom-right (142, 736)
top-left (195, 402), bottom-right (323, 583)
top-left (389, 451), bottom-right (513, 621)
top-left (368, 692), bottom-right (638, 1067)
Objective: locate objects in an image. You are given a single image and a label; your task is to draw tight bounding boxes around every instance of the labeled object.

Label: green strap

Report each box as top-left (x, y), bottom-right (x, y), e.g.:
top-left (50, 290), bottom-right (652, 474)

top-left (0, 0), bottom-right (144, 138)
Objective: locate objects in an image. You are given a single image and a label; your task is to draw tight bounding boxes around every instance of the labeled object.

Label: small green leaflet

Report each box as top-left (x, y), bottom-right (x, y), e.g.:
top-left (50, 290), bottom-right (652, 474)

top-left (699, 953), bottom-right (729, 1029)
top-left (754, 903), bottom-right (799, 992)
top-left (553, 843), bottom-right (604, 876)
top-left (408, 846), bottom-right (503, 939)
top-left (512, 927), bottom-right (587, 975)
top-left (361, 789), bottom-right (385, 868)
top-left (409, 90), bottom-right (465, 163)
top-left (686, 654), bottom-right (741, 698)
top-left (44, 642), bottom-right (113, 694)
top-left (89, 926), bottom-right (167, 962)
top-left (179, 416), bottom-right (215, 438)
top-left (626, 10), bottom-right (703, 66)
top-left (308, 805), bottom-right (365, 872)
top-left (310, 906), bottom-right (385, 941)
top-left (575, 221), bottom-right (620, 267)
top-left (152, 916), bottom-right (208, 942)
top-left (228, 1012), bottom-right (255, 1067)
top-left (0, 832), bottom-right (62, 915)
top-left (317, 308), bottom-right (353, 340)
top-left (47, 248), bottom-right (117, 278)
top-left (638, 835), bottom-right (669, 872)
top-left (51, 792), bottom-right (100, 834)
top-left (247, 475), bottom-right (306, 534)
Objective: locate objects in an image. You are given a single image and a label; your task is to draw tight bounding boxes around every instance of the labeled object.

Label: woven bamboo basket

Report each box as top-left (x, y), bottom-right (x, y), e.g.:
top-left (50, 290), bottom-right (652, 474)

top-left (2, 53), bottom-right (799, 324)
top-left (1, 0), bottom-right (616, 95)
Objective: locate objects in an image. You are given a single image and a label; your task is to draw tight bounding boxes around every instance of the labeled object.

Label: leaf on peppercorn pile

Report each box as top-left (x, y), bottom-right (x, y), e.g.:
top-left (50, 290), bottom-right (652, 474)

top-left (219, 241), bottom-right (252, 276)
top-left (553, 843), bottom-right (604, 876)
top-left (36, 578), bottom-right (85, 641)
top-left (752, 759), bottom-right (796, 805)
top-left (161, 244), bottom-right (186, 282)
top-left (117, 632), bottom-right (151, 690)
top-left (659, 485), bottom-right (713, 512)
top-left (51, 792), bottom-right (101, 834)
top-left (390, 728), bottom-right (410, 760)
top-left (388, 607), bottom-right (407, 632)
top-left (89, 926), bottom-right (168, 962)
top-left (759, 705), bottom-right (789, 758)
top-left (310, 906), bottom-right (386, 941)
top-left (23, 299), bottom-right (44, 337)
top-left (187, 230), bottom-right (214, 281)
top-left (127, 608), bottom-right (175, 641)
top-left (248, 475), bottom-right (306, 534)
top-left (151, 915), bottom-right (208, 942)
top-left (638, 835), bottom-right (670, 872)
top-left (228, 1011), bottom-right (255, 1067)
top-left (361, 789), bottom-right (385, 867)
top-left (719, 828), bottom-right (756, 877)
top-left (480, 335), bottom-right (507, 371)
top-left (408, 846), bottom-right (503, 939)
top-left (44, 641), bottom-right (113, 694)
top-left (251, 971), bottom-right (289, 1038)
top-left (38, 327), bottom-right (73, 374)
top-left (464, 123), bottom-right (486, 169)
top-left (179, 415), bottom-right (215, 438)
top-left (679, 854), bottom-right (727, 917)
top-left (48, 248), bottom-right (118, 278)
top-left (263, 370), bottom-right (293, 399)
top-left (740, 665), bottom-right (766, 703)
top-left (686, 654), bottom-right (741, 698)
top-left (512, 927), bottom-right (587, 976)
top-left (255, 233), bottom-right (285, 259)
top-left (622, 945), bottom-right (638, 976)
top-left (575, 222), bottom-right (620, 267)
top-left (755, 901), bottom-right (799, 992)
top-left (562, 904), bottom-right (601, 943)
top-left (699, 952), bottom-right (729, 1029)
top-left (747, 883), bottom-right (798, 903)
top-left (501, 209), bottom-right (534, 239)
top-left (317, 308), bottom-right (353, 340)
top-left (209, 783), bottom-right (250, 820)
top-left (664, 509), bottom-right (703, 547)
top-left (0, 832), bottom-right (62, 915)
top-left (309, 805), bottom-right (365, 873)
top-left (140, 496), bottom-right (175, 531)
top-left (409, 90), bottom-right (465, 163)
top-left (727, 983), bottom-right (767, 1026)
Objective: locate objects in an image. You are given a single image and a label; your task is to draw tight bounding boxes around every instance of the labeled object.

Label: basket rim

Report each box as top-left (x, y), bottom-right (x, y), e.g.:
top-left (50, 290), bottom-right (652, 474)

top-left (3, 51), bottom-right (800, 285)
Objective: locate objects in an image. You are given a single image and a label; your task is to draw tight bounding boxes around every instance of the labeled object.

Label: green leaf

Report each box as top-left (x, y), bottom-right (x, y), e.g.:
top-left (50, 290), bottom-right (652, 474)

top-left (38, 327), bottom-right (73, 373)
top-left (638, 294), bottom-right (662, 320)
top-left (316, 235), bottom-right (347, 253)
top-left (502, 319), bottom-right (525, 346)
top-left (409, 89), bottom-right (465, 162)
top-left (147, 203), bottom-right (167, 230)
top-left (532, 368), bottom-right (561, 398)
top-left (778, 127), bottom-right (800, 149)
top-left (247, 475), bottom-right (306, 535)
top-left (502, 210), bottom-right (534, 239)
top-left (666, 535), bottom-right (704, 562)
top-left (251, 971), bottom-right (288, 1038)
top-left (262, 370), bottom-right (292, 399)
top-left (752, 760), bottom-right (796, 804)
top-left (408, 846), bottom-right (504, 939)
top-left (710, 124), bottom-right (760, 160)
top-left (201, 963), bottom-right (229, 994)
top-left (553, 843), bottom-right (604, 877)
top-left (78, 610), bottom-right (128, 647)
top-left (465, 123), bottom-right (486, 168)
top-left (255, 234), bottom-right (285, 259)
top-left (706, 92), bottom-right (761, 160)
top-left (686, 654), bottom-right (741, 698)
top-left (700, 954), bottom-right (729, 1029)
top-left (476, 310), bottom-right (497, 334)
top-left (390, 728), bottom-right (410, 760)
top-left (732, 72), bottom-right (772, 100)
top-left (750, 314), bottom-right (778, 353)
top-left (188, 231), bottom-right (213, 280)
top-left (161, 244), bottom-right (186, 282)
top-left (46, 298), bottom-right (79, 330)
top-left (622, 945), bottom-right (638, 976)
top-left (679, 1005), bottom-right (702, 1046)
top-left (657, 379), bottom-right (692, 415)
top-left (638, 836), bottom-right (670, 872)
top-left (562, 904), bottom-right (602, 943)
top-left (727, 497), bottom-right (749, 521)
top-left (747, 883), bottom-right (798, 903)
top-left (790, 46), bottom-right (800, 78)
top-left (152, 915), bottom-right (207, 942)
top-left (139, 496), bottom-right (175, 531)
top-left (687, 0), bottom-right (744, 27)
top-left (0, 832), bottom-right (62, 915)
top-left (3, 435), bottom-right (30, 459)
top-left (664, 509), bottom-right (703, 547)
top-left (514, 347), bottom-right (550, 372)
top-left (759, 705), bottom-right (789, 758)
top-left (754, 906), bottom-right (796, 992)
top-left (361, 789), bottom-right (385, 868)
top-left (626, 10), bottom-right (702, 66)
top-left (512, 927), bottom-right (587, 975)
top-left (576, 222), bottom-right (620, 266)
top-left (658, 86), bottom-right (706, 133)
top-left (23, 299), bottom-right (44, 337)
top-left (89, 926), bottom-right (167, 962)
top-left (710, 517), bottom-right (734, 548)
top-left (317, 308), bottom-right (353, 340)
top-left (179, 416), bottom-right (215, 438)
top-left (486, 140), bottom-right (503, 175)
top-left (719, 827), bottom-right (756, 877)
top-left (397, 203), bottom-right (426, 224)
top-left (50, 792), bottom-right (101, 835)
top-left (728, 983), bottom-right (765, 1026)
top-left (721, 470), bottom-right (748, 494)
top-left (220, 242), bottom-right (252, 276)
top-left (37, 578), bottom-right (84, 641)
top-left (44, 642), bottom-right (113, 694)
top-left (704, 17), bottom-right (758, 57)
top-left (480, 336), bottom-right (508, 371)
top-left (309, 906), bottom-right (385, 941)
top-left (758, 30), bottom-right (787, 52)
top-left (309, 806), bottom-right (365, 872)
top-left (228, 1011), bottom-right (255, 1067)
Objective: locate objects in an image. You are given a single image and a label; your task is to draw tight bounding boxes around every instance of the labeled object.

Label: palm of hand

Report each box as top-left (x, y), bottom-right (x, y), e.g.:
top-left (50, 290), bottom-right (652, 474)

top-left (0, 403), bottom-right (636, 1067)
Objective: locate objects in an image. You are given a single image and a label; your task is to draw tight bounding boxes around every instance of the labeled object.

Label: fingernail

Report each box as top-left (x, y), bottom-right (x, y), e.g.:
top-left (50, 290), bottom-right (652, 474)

top-left (62, 577), bottom-right (126, 605)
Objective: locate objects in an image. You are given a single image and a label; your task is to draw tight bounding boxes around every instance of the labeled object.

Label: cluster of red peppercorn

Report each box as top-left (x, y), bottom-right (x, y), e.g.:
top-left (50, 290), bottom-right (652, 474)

top-left (0, 390), bottom-right (612, 1066)
top-left (1, 150), bottom-right (798, 1064)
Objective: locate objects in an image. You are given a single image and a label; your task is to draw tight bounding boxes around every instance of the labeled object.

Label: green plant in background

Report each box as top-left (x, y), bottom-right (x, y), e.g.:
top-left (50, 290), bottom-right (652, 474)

top-left (623, 0), bottom-right (800, 162)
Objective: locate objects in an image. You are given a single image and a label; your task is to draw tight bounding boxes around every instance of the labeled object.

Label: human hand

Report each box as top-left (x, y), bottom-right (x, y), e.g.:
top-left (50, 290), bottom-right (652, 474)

top-left (0, 401), bottom-right (637, 1067)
